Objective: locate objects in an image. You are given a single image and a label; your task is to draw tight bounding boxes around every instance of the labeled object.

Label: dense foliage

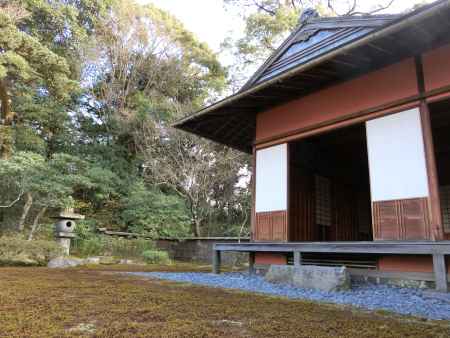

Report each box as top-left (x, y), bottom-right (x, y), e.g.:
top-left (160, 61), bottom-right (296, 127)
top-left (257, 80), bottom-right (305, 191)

top-left (1, 0), bottom-right (422, 243)
top-left (0, 0), bottom-right (251, 242)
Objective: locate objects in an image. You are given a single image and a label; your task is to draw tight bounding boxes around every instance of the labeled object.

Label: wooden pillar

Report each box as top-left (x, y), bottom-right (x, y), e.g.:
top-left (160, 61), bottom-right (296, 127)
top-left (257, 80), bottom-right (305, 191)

top-left (286, 142), bottom-right (290, 242)
top-left (293, 251), bottom-right (302, 266)
top-left (420, 101), bottom-right (444, 240)
top-left (416, 56), bottom-right (443, 240)
top-left (212, 249), bottom-right (221, 274)
top-left (249, 252), bottom-right (255, 275)
top-left (251, 146), bottom-right (256, 241)
top-left (433, 254), bottom-right (448, 292)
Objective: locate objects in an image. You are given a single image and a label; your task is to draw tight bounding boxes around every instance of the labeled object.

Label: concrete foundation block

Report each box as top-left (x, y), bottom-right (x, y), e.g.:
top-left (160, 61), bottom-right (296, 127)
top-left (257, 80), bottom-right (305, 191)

top-left (264, 264), bottom-right (295, 283)
top-left (265, 265), bottom-right (351, 292)
top-left (293, 265), bottom-right (351, 292)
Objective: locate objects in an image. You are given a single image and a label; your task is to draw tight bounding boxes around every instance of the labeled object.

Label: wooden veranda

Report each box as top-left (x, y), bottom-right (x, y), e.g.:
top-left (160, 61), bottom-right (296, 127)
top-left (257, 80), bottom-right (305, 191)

top-left (212, 241), bottom-right (450, 292)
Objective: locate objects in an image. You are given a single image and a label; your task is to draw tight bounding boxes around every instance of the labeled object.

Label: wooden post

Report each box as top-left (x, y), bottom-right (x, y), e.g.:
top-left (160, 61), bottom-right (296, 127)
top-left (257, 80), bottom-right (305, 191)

top-left (251, 146), bottom-right (256, 241)
top-left (415, 56), bottom-right (443, 240)
top-left (249, 252), bottom-right (255, 275)
top-left (420, 101), bottom-right (444, 240)
top-left (212, 249), bottom-right (221, 274)
top-left (432, 254), bottom-right (448, 292)
top-left (294, 251), bottom-right (302, 266)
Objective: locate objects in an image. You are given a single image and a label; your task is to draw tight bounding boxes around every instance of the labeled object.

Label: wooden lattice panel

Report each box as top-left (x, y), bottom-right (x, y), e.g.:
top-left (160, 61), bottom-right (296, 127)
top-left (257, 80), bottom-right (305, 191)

top-left (440, 185), bottom-right (450, 233)
top-left (255, 210), bottom-right (288, 241)
top-left (315, 175), bottom-right (332, 226)
top-left (372, 198), bottom-right (431, 240)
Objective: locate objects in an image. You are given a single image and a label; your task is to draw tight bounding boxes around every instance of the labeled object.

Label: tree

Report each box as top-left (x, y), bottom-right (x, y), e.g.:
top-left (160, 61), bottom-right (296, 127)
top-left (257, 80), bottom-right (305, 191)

top-left (0, 0), bottom-right (110, 159)
top-left (0, 152), bottom-right (45, 231)
top-left (222, 0), bottom-right (405, 90)
top-left (138, 125), bottom-right (250, 237)
top-left (0, 1), bottom-right (113, 236)
top-left (121, 181), bottom-right (191, 239)
top-left (0, 2), bottom-right (77, 159)
top-left (0, 149), bottom-right (121, 237)
top-left (85, 0), bottom-right (226, 131)
top-left (0, 0), bottom-right (251, 239)
top-left (80, 0), bottom-right (250, 237)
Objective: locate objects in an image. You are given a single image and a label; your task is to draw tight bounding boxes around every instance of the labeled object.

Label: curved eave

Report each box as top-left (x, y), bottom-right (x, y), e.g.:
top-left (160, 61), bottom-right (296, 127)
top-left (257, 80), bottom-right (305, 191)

top-left (174, 0), bottom-right (450, 154)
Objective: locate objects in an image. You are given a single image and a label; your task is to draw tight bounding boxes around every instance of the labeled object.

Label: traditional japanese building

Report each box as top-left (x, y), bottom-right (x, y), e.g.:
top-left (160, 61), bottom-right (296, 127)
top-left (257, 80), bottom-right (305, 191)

top-left (174, 0), bottom-right (450, 291)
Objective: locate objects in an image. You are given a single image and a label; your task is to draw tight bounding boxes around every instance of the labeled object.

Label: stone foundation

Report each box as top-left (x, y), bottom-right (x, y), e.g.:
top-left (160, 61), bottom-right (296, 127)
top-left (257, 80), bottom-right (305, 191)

top-left (265, 265), bottom-right (351, 292)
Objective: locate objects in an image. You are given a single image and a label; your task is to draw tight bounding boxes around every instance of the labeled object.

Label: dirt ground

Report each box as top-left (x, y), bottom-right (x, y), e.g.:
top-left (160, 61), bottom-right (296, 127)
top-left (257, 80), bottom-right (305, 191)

top-left (0, 263), bottom-right (449, 337)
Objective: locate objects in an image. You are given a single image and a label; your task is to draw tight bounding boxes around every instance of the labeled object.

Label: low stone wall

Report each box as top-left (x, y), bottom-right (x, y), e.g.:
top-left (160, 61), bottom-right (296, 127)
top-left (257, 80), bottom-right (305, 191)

top-left (155, 238), bottom-right (249, 266)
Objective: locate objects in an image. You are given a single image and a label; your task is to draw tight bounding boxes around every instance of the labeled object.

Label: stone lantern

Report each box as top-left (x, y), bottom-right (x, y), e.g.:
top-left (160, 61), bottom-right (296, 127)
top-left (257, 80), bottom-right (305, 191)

top-left (53, 208), bottom-right (85, 255)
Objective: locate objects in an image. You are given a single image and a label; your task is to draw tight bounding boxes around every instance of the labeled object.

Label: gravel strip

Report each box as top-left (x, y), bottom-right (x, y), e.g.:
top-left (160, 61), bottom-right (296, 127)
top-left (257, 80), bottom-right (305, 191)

top-left (129, 272), bottom-right (450, 320)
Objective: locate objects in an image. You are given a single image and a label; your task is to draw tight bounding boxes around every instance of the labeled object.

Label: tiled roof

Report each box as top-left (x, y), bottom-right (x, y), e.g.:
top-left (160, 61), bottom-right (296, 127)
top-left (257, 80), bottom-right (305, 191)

top-left (242, 15), bottom-right (396, 90)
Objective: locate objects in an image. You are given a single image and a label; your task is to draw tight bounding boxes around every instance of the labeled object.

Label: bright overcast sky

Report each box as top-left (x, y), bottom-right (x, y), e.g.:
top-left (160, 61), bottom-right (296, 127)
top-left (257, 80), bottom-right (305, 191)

top-left (137, 0), bottom-right (431, 54)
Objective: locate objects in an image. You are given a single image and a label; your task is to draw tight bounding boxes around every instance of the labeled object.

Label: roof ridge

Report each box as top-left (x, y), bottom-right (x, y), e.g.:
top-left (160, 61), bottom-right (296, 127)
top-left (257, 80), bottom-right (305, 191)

top-left (308, 14), bottom-right (399, 22)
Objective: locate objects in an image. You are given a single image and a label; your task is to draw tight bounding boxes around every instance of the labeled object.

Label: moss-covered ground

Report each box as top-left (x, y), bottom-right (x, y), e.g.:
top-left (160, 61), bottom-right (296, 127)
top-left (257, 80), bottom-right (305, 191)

top-left (0, 264), bottom-right (449, 337)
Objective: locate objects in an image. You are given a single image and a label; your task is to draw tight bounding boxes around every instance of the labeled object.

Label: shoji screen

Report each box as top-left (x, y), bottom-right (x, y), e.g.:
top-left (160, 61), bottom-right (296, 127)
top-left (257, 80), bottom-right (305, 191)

top-left (366, 108), bottom-right (431, 240)
top-left (254, 144), bottom-right (288, 241)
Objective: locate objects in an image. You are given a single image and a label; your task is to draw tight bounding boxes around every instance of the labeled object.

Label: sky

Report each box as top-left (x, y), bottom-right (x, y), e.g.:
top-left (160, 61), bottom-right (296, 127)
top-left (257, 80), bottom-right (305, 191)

top-left (137, 0), bottom-right (431, 55)
top-left (137, 0), bottom-right (242, 53)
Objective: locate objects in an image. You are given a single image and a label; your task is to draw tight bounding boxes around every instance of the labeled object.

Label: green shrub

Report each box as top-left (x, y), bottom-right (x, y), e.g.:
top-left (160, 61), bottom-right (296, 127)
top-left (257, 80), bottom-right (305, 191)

top-left (122, 181), bottom-right (191, 239)
top-left (72, 236), bottom-right (105, 257)
top-left (74, 219), bottom-right (98, 240)
top-left (141, 250), bottom-right (171, 265)
top-left (0, 235), bottom-right (63, 266)
top-left (73, 234), bottom-right (155, 260)
top-left (108, 238), bottom-right (154, 258)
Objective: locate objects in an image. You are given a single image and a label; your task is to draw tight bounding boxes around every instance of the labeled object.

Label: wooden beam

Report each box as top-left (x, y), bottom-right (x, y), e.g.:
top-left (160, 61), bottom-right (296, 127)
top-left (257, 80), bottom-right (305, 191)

top-left (348, 268), bottom-right (448, 282)
top-left (433, 254), bottom-right (448, 292)
top-left (254, 82), bottom-right (450, 151)
top-left (214, 241), bottom-right (450, 255)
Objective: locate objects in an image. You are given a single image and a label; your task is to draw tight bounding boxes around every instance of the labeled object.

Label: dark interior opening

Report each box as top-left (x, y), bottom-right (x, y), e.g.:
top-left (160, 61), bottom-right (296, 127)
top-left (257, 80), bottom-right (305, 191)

top-left (430, 99), bottom-right (450, 234)
top-left (288, 123), bottom-right (372, 242)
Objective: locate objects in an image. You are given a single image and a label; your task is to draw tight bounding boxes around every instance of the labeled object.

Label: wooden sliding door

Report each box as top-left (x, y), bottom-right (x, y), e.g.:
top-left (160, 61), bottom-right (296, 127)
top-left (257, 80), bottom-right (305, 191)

top-left (253, 144), bottom-right (288, 241)
top-left (366, 108), bottom-right (433, 240)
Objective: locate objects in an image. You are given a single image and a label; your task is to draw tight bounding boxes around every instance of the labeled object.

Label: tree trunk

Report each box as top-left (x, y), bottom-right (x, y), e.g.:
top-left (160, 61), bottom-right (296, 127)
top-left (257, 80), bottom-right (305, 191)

top-left (193, 219), bottom-right (201, 237)
top-left (17, 192), bottom-right (33, 232)
top-left (0, 80), bottom-right (14, 160)
top-left (28, 206), bottom-right (47, 241)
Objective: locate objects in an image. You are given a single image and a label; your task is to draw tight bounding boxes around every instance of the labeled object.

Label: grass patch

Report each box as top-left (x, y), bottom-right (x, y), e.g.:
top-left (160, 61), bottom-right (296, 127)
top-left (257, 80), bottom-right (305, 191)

top-left (0, 235), bottom-right (62, 266)
top-left (0, 265), bottom-right (449, 337)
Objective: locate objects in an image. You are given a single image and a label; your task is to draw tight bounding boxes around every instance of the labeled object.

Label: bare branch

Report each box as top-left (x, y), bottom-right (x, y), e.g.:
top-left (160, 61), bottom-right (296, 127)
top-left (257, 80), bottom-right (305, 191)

top-left (350, 0), bottom-right (396, 16)
top-left (0, 189), bottom-right (23, 208)
top-left (328, 0), bottom-right (396, 16)
top-left (252, 0), bottom-right (276, 15)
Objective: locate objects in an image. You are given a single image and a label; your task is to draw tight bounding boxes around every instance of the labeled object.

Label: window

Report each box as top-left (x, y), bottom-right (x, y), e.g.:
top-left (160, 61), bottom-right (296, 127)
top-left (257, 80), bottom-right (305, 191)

top-left (315, 175), bottom-right (332, 226)
top-left (440, 185), bottom-right (450, 232)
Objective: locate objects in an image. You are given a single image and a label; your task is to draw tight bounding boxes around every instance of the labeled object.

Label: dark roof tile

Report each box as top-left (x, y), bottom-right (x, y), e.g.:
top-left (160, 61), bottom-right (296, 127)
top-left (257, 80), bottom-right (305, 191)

top-left (243, 15), bottom-right (397, 90)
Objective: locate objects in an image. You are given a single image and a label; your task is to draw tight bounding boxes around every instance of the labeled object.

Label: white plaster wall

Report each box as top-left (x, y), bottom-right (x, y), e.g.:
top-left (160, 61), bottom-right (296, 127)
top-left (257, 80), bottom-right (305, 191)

top-left (366, 108), bottom-right (429, 202)
top-left (255, 144), bottom-right (287, 212)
